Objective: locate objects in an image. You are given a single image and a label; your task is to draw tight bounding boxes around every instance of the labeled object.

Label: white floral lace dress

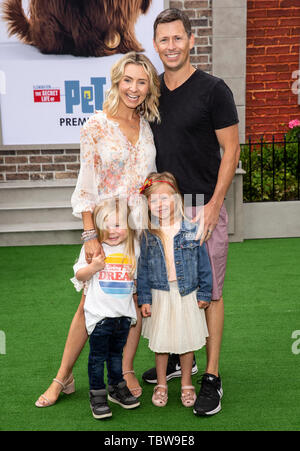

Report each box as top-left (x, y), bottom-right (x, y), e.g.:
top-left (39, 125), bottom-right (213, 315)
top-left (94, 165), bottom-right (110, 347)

top-left (71, 110), bottom-right (156, 217)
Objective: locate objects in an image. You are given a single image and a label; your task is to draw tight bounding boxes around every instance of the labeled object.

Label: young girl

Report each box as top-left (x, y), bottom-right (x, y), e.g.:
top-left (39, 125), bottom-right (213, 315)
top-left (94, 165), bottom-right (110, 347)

top-left (72, 197), bottom-right (140, 419)
top-left (137, 172), bottom-right (212, 408)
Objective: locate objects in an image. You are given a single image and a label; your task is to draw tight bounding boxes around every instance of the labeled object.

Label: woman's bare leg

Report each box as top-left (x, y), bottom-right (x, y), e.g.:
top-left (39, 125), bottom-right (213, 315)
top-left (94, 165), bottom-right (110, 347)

top-left (36, 293), bottom-right (88, 406)
top-left (122, 296), bottom-right (142, 394)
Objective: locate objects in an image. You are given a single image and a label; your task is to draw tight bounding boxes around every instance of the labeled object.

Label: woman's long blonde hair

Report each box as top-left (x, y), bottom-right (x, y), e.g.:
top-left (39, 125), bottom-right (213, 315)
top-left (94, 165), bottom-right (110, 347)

top-left (93, 197), bottom-right (136, 278)
top-left (103, 52), bottom-right (160, 123)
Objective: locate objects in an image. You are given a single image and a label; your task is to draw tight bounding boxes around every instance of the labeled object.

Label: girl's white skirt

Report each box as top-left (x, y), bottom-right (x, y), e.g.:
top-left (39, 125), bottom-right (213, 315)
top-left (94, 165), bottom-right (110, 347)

top-left (142, 281), bottom-right (209, 354)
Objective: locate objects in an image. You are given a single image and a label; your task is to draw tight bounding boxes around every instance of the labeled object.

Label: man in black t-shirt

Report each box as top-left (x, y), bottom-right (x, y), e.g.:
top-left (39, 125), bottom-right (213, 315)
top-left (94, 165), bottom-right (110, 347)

top-left (141, 9), bottom-right (240, 417)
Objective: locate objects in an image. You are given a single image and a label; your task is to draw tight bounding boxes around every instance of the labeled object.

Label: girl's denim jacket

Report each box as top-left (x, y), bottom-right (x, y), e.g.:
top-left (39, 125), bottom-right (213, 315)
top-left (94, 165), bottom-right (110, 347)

top-left (137, 219), bottom-right (212, 305)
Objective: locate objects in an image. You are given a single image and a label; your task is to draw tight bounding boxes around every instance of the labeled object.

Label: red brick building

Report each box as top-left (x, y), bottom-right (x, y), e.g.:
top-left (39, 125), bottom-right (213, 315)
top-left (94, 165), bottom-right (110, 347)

top-left (246, 0), bottom-right (300, 141)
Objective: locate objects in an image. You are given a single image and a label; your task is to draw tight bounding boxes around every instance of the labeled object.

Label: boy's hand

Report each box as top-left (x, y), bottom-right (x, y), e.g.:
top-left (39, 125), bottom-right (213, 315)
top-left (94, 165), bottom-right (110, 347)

top-left (141, 304), bottom-right (151, 318)
top-left (198, 300), bottom-right (210, 309)
top-left (90, 254), bottom-right (105, 272)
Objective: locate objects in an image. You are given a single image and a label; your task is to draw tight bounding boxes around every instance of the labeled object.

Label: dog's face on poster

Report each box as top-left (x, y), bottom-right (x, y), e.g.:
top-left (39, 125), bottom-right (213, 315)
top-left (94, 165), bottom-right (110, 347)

top-left (2, 0), bottom-right (152, 56)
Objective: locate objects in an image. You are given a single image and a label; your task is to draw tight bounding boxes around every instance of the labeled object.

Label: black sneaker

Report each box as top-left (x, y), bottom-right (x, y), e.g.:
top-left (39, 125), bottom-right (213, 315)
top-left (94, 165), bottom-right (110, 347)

top-left (89, 389), bottom-right (112, 420)
top-left (108, 381), bottom-right (140, 409)
top-left (142, 354), bottom-right (198, 384)
top-left (193, 373), bottom-right (223, 416)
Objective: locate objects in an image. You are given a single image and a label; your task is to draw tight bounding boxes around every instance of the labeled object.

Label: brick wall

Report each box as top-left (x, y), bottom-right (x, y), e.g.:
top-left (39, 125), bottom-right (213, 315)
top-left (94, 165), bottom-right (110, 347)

top-left (0, 1), bottom-right (212, 183)
top-left (246, 0), bottom-right (300, 141)
top-left (0, 148), bottom-right (80, 182)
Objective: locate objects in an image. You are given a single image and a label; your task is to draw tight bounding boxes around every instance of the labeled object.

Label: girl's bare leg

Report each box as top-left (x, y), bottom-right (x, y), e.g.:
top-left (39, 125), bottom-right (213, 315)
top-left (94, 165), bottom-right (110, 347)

top-left (152, 353), bottom-right (168, 406)
top-left (179, 352), bottom-right (194, 394)
top-left (122, 296), bottom-right (142, 394)
top-left (156, 353), bottom-right (169, 389)
top-left (36, 293), bottom-right (88, 406)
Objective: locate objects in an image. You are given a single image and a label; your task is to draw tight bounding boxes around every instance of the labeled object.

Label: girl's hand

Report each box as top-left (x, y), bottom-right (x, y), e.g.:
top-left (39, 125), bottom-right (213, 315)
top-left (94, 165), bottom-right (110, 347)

top-left (141, 304), bottom-right (151, 318)
top-left (84, 238), bottom-right (104, 263)
top-left (90, 254), bottom-right (106, 272)
top-left (198, 300), bottom-right (210, 309)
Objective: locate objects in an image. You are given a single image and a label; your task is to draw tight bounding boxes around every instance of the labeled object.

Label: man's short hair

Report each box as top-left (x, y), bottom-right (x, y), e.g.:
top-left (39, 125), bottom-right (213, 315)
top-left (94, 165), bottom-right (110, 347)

top-left (153, 8), bottom-right (192, 38)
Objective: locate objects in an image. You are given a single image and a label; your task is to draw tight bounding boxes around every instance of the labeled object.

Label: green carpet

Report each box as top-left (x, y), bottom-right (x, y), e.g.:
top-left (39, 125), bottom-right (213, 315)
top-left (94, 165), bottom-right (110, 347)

top-left (0, 238), bottom-right (299, 431)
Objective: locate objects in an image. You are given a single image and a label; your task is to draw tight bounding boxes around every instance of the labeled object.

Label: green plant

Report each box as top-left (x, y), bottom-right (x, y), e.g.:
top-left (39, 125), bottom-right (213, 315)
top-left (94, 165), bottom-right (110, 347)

top-left (240, 137), bottom-right (299, 202)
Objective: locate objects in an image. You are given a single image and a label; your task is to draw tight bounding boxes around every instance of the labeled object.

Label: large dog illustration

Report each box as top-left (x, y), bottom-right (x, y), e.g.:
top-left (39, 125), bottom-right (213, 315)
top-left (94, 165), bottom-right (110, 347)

top-left (2, 0), bottom-right (152, 56)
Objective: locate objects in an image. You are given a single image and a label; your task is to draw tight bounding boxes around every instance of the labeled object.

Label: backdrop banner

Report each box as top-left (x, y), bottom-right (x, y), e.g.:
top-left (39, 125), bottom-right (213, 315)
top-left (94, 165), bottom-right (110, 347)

top-left (0, 0), bottom-right (164, 145)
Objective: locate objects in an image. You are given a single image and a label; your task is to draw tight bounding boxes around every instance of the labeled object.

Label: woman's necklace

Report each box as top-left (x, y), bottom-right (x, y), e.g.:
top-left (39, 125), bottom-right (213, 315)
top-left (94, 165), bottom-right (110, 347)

top-left (128, 121), bottom-right (139, 130)
top-left (114, 113), bottom-right (139, 130)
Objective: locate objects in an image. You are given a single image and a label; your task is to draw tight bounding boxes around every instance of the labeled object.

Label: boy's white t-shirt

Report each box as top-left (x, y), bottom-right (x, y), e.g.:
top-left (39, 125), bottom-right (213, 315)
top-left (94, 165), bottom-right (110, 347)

top-left (72, 242), bottom-right (139, 335)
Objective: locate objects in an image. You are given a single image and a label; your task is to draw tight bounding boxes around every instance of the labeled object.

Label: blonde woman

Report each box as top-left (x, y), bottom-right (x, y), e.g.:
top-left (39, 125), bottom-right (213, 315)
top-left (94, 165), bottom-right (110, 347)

top-left (35, 52), bottom-right (160, 408)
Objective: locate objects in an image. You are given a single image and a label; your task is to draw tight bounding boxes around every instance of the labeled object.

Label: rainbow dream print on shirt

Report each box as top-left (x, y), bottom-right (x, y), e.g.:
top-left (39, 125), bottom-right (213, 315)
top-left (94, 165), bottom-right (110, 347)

top-left (99, 253), bottom-right (133, 298)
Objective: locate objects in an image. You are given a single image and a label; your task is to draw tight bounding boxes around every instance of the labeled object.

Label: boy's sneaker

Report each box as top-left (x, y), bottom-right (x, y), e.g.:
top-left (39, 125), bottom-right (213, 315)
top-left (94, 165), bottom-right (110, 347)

top-left (142, 354), bottom-right (198, 384)
top-left (89, 389), bottom-right (112, 420)
top-left (108, 381), bottom-right (140, 409)
top-left (193, 373), bottom-right (223, 416)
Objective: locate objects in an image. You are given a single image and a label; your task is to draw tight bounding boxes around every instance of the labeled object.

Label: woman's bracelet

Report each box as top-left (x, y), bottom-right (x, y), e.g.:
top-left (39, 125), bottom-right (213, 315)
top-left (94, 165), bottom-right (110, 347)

top-left (82, 235), bottom-right (98, 243)
top-left (81, 229), bottom-right (97, 241)
top-left (82, 228), bottom-right (96, 237)
top-left (82, 233), bottom-right (98, 242)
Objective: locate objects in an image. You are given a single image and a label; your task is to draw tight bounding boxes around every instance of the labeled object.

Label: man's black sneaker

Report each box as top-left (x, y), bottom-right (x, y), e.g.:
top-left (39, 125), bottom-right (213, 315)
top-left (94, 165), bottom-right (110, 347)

top-left (108, 381), bottom-right (140, 409)
top-left (142, 354), bottom-right (198, 384)
top-left (193, 373), bottom-right (223, 416)
top-left (89, 389), bottom-right (112, 420)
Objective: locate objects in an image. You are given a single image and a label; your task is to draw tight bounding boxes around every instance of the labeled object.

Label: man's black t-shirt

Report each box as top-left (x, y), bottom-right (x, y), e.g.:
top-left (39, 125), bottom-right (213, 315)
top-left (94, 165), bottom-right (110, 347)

top-left (150, 69), bottom-right (239, 205)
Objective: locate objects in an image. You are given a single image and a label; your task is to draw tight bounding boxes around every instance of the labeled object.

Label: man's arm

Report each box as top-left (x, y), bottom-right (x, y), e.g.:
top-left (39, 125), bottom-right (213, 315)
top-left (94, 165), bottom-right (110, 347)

top-left (198, 123), bottom-right (240, 244)
top-left (212, 123), bottom-right (241, 205)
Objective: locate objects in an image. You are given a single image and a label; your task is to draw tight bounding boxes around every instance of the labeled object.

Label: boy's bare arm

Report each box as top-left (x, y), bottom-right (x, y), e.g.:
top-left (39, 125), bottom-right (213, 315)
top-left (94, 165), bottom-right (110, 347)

top-left (76, 254), bottom-right (105, 281)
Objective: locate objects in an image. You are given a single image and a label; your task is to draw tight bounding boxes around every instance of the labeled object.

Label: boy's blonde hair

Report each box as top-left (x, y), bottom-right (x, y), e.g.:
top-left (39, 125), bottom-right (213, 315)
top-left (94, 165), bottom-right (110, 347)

top-left (93, 197), bottom-right (136, 278)
top-left (103, 52), bottom-right (161, 123)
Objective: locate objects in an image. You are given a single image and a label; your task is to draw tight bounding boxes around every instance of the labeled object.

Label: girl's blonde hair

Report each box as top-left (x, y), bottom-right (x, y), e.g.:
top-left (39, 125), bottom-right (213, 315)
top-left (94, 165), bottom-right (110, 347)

top-left (103, 52), bottom-right (161, 123)
top-left (93, 197), bottom-right (136, 278)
